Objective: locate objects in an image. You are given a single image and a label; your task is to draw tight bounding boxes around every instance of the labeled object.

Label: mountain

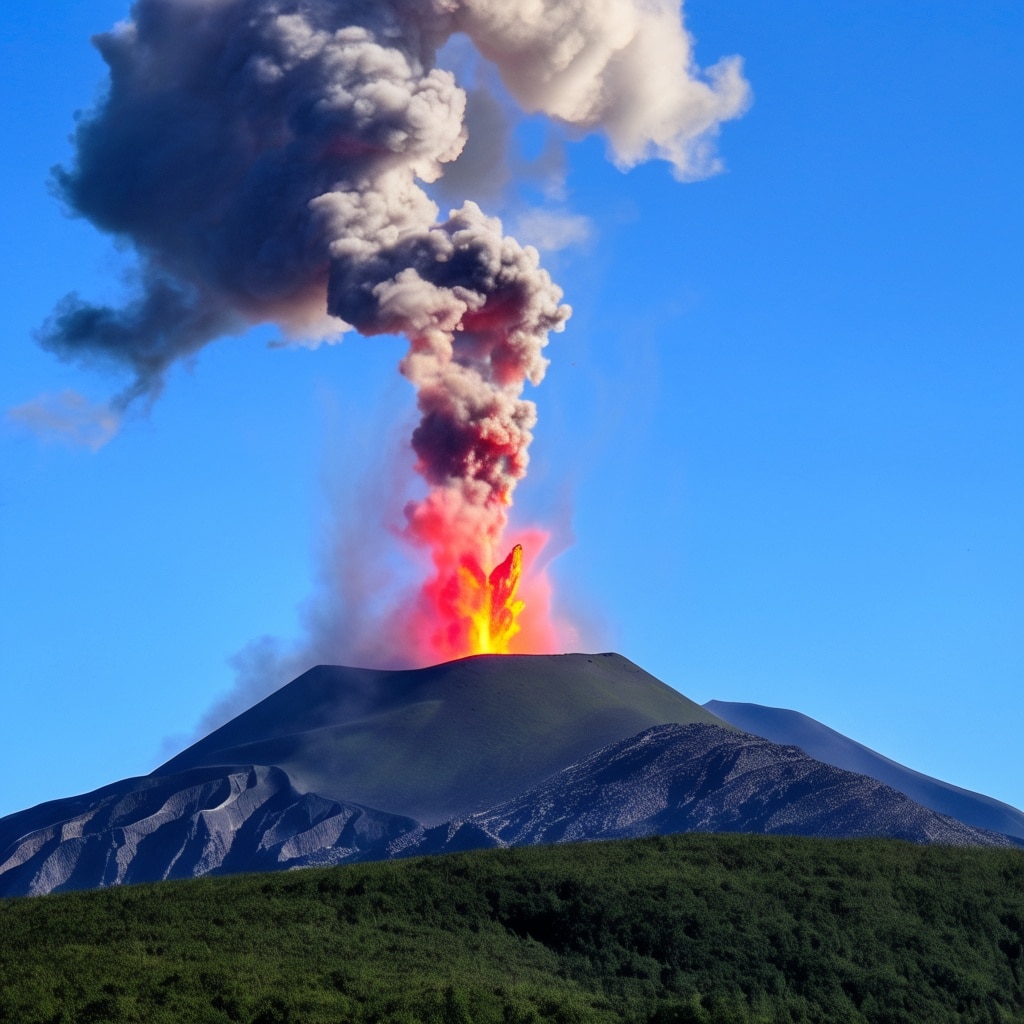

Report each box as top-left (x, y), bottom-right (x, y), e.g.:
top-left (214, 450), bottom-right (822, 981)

top-left (705, 700), bottom-right (1024, 842)
top-left (1, 654), bottom-right (1020, 898)
top-left (0, 765), bottom-right (416, 898)
top-left (400, 724), bottom-right (1013, 855)
top-left (157, 652), bottom-right (725, 823)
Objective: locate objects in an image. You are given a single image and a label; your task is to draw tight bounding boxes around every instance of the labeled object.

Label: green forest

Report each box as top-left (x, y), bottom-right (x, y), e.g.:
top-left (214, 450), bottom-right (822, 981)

top-left (2, 833), bottom-right (1023, 1024)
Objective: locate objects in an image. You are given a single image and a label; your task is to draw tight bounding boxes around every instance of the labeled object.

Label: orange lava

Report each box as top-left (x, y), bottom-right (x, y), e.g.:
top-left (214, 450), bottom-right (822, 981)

top-left (450, 543), bottom-right (526, 654)
top-left (406, 492), bottom-right (562, 660)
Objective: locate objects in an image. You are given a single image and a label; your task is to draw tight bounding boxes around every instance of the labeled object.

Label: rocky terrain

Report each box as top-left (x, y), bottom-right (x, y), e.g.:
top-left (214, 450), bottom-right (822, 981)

top-left (2, 654), bottom-right (1020, 898)
top-left (706, 700), bottom-right (1024, 840)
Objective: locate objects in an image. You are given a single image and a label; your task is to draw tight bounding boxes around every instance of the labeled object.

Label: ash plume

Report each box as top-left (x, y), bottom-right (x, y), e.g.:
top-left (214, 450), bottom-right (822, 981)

top-left (41, 0), bottom-right (747, 398)
top-left (37, 0), bottom-right (748, 662)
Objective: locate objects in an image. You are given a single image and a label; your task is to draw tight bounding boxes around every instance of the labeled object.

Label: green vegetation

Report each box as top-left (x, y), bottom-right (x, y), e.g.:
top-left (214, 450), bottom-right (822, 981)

top-left (2, 833), bottom-right (1023, 1023)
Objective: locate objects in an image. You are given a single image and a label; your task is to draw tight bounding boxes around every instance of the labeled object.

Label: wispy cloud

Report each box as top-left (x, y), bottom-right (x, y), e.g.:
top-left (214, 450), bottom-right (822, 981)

top-left (8, 389), bottom-right (120, 451)
top-left (513, 209), bottom-right (593, 252)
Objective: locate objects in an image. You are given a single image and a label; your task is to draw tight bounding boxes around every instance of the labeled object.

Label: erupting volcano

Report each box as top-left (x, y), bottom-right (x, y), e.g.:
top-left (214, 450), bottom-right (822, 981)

top-left (350, 199), bottom-right (568, 661)
top-left (31, 0), bottom-right (749, 668)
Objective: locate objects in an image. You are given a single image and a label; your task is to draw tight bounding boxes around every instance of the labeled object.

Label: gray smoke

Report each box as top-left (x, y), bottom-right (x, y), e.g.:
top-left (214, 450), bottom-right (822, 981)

top-left (41, 0), bottom-right (748, 404)
top-left (40, 0), bottom-right (748, 676)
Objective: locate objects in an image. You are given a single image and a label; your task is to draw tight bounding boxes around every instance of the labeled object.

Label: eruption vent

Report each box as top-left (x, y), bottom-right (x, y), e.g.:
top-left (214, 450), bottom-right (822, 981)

top-left (442, 542), bottom-right (524, 657)
top-left (35, 0), bottom-right (748, 663)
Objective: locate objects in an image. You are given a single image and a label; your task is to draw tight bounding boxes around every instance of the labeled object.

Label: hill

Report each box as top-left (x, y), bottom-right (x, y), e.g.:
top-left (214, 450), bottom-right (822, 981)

top-left (2, 834), bottom-right (1023, 1024)
top-left (706, 700), bottom-right (1024, 841)
top-left (433, 723), bottom-right (1010, 850)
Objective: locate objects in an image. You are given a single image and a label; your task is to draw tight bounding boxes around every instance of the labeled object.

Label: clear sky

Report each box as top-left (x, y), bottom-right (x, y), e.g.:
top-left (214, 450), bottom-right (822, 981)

top-left (2, 1), bottom-right (1021, 822)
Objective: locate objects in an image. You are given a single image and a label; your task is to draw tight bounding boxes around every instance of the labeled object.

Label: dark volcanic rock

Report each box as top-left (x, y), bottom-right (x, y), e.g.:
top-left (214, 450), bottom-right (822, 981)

top-left (428, 724), bottom-right (1018, 852)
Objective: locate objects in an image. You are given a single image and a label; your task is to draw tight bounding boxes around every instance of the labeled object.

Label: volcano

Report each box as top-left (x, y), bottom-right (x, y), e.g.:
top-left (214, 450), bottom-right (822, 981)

top-left (1, 654), bottom-right (1019, 898)
top-left (156, 653), bottom-right (724, 823)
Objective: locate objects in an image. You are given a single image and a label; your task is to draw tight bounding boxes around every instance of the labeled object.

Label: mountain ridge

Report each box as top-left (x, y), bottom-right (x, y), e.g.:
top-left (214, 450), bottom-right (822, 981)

top-left (706, 700), bottom-right (1024, 841)
top-left (2, 653), bottom-right (1021, 899)
top-left (409, 723), bottom-right (1015, 854)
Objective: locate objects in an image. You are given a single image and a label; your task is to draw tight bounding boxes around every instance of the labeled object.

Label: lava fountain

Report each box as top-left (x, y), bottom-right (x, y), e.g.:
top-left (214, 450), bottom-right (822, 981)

top-left (444, 543), bottom-right (525, 655)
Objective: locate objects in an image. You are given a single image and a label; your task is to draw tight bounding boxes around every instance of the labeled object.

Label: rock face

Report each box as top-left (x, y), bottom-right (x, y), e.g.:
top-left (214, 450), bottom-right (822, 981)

top-left (417, 724), bottom-right (1014, 852)
top-left (705, 700), bottom-right (1024, 842)
top-left (0, 765), bottom-right (416, 898)
top-left (1, 655), bottom-right (1020, 898)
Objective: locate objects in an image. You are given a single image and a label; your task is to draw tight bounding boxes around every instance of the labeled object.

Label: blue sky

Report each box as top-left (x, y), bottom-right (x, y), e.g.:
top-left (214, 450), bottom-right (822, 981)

top-left (2, 0), bottom-right (1021, 821)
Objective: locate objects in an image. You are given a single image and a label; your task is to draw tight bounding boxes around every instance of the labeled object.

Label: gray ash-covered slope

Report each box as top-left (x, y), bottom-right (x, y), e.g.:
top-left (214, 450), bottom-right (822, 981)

top-left (1, 654), bottom-right (1020, 899)
top-left (403, 724), bottom-right (1017, 855)
top-left (0, 764), bottom-right (416, 898)
top-left (705, 700), bottom-right (1024, 842)
top-left (157, 652), bottom-right (723, 824)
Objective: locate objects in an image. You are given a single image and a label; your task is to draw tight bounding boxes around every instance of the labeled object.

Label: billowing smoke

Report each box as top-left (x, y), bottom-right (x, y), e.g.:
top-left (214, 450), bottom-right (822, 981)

top-left (38, 0), bottom-right (748, 664)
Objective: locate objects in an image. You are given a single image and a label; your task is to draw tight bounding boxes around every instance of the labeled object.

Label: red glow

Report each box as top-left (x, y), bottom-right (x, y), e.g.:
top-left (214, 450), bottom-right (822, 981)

top-left (404, 491), bottom-right (561, 660)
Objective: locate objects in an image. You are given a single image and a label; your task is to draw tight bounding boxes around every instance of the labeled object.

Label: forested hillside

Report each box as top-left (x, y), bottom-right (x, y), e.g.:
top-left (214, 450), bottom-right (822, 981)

top-left (2, 834), bottom-right (1023, 1023)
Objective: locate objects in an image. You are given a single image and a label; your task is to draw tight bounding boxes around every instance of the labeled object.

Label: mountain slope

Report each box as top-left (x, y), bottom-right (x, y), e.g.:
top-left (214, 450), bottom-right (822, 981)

top-left (1, 722), bottom-right (1013, 899)
top-left (0, 764), bottom-right (415, 898)
top-left (158, 652), bottom-right (728, 823)
top-left (706, 700), bottom-right (1024, 841)
top-left (3, 654), bottom-right (1020, 900)
top-left (405, 724), bottom-right (1015, 855)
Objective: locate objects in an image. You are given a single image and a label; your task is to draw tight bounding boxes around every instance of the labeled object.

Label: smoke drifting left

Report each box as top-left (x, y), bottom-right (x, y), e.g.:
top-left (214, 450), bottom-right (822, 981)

top-left (34, 0), bottom-right (748, 685)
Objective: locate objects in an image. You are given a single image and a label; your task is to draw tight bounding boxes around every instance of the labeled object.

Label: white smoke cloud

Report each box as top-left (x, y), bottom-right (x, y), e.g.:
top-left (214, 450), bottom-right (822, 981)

top-left (455, 0), bottom-right (750, 178)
